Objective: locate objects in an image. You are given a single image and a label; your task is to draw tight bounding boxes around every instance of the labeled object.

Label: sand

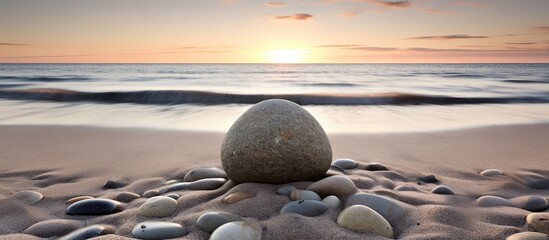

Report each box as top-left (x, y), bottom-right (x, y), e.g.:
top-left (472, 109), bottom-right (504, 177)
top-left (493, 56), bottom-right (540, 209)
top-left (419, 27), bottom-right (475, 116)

top-left (0, 124), bottom-right (548, 239)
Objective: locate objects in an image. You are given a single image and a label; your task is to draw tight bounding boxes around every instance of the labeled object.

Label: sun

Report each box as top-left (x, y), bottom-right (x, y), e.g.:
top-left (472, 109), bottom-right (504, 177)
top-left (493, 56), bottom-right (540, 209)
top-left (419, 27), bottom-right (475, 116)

top-left (267, 49), bottom-right (306, 63)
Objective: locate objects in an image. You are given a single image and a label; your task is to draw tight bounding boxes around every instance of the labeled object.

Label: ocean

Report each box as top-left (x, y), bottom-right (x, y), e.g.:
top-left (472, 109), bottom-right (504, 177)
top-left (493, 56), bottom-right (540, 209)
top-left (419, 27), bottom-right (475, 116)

top-left (1, 63), bottom-right (548, 133)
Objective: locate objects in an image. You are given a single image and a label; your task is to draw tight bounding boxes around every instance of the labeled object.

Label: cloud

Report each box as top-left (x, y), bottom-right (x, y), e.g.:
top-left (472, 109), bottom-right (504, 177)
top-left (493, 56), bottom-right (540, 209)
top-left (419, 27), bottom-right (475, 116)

top-left (264, 2), bottom-right (287, 7)
top-left (451, 1), bottom-right (487, 8)
top-left (424, 8), bottom-right (453, 15)
top-left (506, 42), bottom-right (537, 45)
top-left (349, 46), bottom-right (399, 51)
top-left (0, 43), bottom-right (31, 46)
top-left (339, 11), bottom-right (361, 17)
top-left (405, 34), bottom-right (489, 40)
top-left (275, 13), bottom-right (314, 20)
top-left (367, 0), bottom-right (411, 8)
top-left (533, 26), bottom-right (549, 32)
top-left (315, 44), bottom-right (363, 48)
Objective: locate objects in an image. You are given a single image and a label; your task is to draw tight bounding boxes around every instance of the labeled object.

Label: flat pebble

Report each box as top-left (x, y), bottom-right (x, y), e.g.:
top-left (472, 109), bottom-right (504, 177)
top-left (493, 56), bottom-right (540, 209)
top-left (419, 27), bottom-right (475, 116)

top-left (337, 205), bottom-right (393, 238)
top-left (222, 192), bottom-right (252, 204)
top-left (322, 195), bottom-right (341, 208)
top-left (209, 221), bottom-right (262, 240)
top-left (23, 219), bottom-right (84, 238)
top-left (526, 212), bottom-right (549, 234)
top-left (511, 195), bottom-right (549, 212)
top-left (280, 200), bottom-right (329, 217)
top-left (332, 158), bottom-right (358, 169)
top-left (139, 196), bottom-right (178, 218)
top-left (132, 221), bottom-right (188, 240)
top-left (167, 178), bottom-right (226, 192)
top-left (66, 198), bottom-right (124, 215)
top-left (480, 169), bottom-right (503, 177)
top-left (527, 179), bottom-right (549, 190)
top-left (196, 212), bottom-right (243, 233)
top-left (113, 192), bottom-right (140, 203)
top-left (417, 175), bottom-right (439, 183)
top-left (103, 179), bottom-right (126, 189)
top-left (143, 190), bottom-right (161, 198)
top-left (276, 186), bottom-right (296, 196)
top-left (306, 175), bottom-right (356, 197)
top-left (506, 231), bottom-right (549, 240)
top-left (364, 162), bottom-right (388, 171)
top-left (164, 180), bottom-right (179, 185)
top-left (66, 196), bottom-right (94, 204)
top-left (476, 196), bottom-right (512, 207)
top-left (345, 193), bottom-right (406, 224)
top-left (431, 185), bottom-right (455, 195)
top-left (13, 191), bottom-right (43, 204)
top-left (290, 189), bottom-right (321, 201)
top-left (59, 224), bottom-right (115, 240)
top-left (184, 167), bottom-right (227, 182)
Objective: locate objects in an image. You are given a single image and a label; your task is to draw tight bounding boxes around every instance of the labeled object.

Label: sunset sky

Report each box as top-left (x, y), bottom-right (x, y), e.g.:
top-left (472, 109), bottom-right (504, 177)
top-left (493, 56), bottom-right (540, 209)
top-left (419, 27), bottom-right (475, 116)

top-left (1, 0), bottom-right (548, 63)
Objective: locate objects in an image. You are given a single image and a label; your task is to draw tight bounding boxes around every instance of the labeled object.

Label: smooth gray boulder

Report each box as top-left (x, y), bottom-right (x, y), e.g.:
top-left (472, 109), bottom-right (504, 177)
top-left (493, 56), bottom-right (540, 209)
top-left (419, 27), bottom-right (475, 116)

top-left (221, 99), bottom-right (332, 184)
top-left (196, 212), bottom-right (242, 233)
top-left (23, 219), bottom-right (84, 238)
top-left (280, 200), bottom-right (329, 217)
top-left (132, 221), bottom-right (188, 239)
top-left (345, 193), bottom-right (406, 224)
top-left (59, 225), bottom-right (115, 240)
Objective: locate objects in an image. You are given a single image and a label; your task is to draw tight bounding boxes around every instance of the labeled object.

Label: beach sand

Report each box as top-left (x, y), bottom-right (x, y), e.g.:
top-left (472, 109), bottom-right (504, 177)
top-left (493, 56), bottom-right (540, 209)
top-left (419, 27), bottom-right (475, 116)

top-left (0, 124), bottom-right (548, 239)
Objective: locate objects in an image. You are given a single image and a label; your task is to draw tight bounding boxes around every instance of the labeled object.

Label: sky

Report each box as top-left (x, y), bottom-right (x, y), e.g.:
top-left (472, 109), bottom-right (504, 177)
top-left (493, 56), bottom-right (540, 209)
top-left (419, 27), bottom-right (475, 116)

top-left (1, 0), bottom-right (549, 63)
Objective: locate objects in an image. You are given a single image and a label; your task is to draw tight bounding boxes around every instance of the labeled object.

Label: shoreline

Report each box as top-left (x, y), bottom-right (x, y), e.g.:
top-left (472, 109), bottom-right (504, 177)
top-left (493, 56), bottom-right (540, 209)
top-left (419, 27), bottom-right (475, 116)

top-left (1, 123), bottom-right (548, 239)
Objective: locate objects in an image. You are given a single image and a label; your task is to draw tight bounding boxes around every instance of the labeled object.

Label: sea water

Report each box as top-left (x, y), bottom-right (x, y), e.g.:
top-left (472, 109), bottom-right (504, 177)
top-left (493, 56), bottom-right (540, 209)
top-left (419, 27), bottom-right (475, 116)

top-left (1, 63), bottom-right (548, 133)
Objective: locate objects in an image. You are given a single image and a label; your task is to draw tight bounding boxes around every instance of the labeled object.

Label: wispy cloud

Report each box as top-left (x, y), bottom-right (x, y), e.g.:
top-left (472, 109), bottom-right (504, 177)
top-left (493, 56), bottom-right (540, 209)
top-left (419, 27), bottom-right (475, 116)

top-left (316, 44), bottom-right (362, 48)
top-left (533, 26), bottom-right (549, 32)
top-left (506, 42), bottom-right (537, 45)
top-left (339, 10), bottom-right (361, 17)
top-left (424, 8), bottom-right (453, 15)
top-left (405, 34), bottom-right (489, 40)
top-left (275, 13), bottom-right (314, 21)
top-left (367, 0), bottom-right (411, 8)
top-left (451, 1), bottom-right (487, 8)
top-left (264, 2), bottom-right (287, 7)
top-left (349, 46), bottom-right (399, 51)
top-left (0, 43), bottom-right (32, 46)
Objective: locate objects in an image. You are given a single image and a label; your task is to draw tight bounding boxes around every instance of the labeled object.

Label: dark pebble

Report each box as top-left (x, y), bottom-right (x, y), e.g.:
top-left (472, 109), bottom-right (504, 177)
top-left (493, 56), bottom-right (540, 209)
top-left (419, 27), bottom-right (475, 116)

top-left (66, 199), bottom-right (124, 215)
top-left (417, 175), bottom-right (439, 183)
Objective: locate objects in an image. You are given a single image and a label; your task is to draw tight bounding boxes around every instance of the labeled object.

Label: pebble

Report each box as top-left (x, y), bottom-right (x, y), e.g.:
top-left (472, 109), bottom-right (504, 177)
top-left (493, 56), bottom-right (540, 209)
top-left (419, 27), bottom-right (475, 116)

top-left (165, 193), bottom-right (180, 200)
top-left (166, 178), bottom-right (227, 192)
top-left (209, 221), bottom-right (263, 240)
top-left (184, 167), bottom-right (227, 182)
top-left (345, 193), bottom-right (406, 224)
top-left (364, 162), bottom-right (388, 171)
top-left (276, 186), bottom-right (296, 196)
top-left (113, 192), bottom-right (140, 203)
top-left (58, 224), bottom-right (115, 240)
top-left (480, 169), bottom-right (503, 177)
top-left (66, 198), bottom-right (124, 215)
top-left (103, 179), bottom-right (127, 189)
top-left (322, 195), bottom-right (341, 208)
top-left (417, 175), bottom-right (439, 183)
top-left (332, 158), bottom-right (358, 169)
top-left (220, 99), bottom-right (332, 184)
top-left (143, 190), bottom-right (161, 198)
top-left (139, 196), bottom-right (178, 218)
top-left (290, 189), bottom-right (321, 201)
top-left (196, 212), bottom-right (243, 233)
top-left (306, 175), bottom-right (356, 197)
top-left (164, 179), bottom-right (179, 185)
top-left (23, 219), bottom-right (84, 238)
top-left (431, 185), bottom-right (455, 195)
top-left (66, 196), bottom-right (94, 204)
top-left (505, 231), bottom-right (549, 240)
top-left (337, 205), bottom-right (393, 238)
top-left (476, 196), bottom-right (512, 207)
top-left (222, 192), bottom-right (252, 204)
top-left (280, 200), bottom-right (329, 217)
top-left (526, 212), bottom-right (549, 234)
top-left (12, 191), bottom-right (43, 204)
top-left (131, 221), bottom-right (188, 240)
top-left (512, 195), bottom-right (549, 212)
top-left (527, 179), bottom-right (549, 190)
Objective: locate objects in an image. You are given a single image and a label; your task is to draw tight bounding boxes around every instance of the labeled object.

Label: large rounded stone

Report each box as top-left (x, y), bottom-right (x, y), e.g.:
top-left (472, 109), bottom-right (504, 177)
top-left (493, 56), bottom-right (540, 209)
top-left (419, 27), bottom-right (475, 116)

top-left (139, 196), bottom-right (178, 218)
top-left (306, 175), bottom-right (356, 197)
top-left (132, 221), bottom-right (188, 239)
top-left (527, 213), bottom-right (549, 234)
top-left (220, 99), bottom-right (332, 184)
top-left (196, 212), bottom-right (242, 233)
top-left (23, 219), bottom-right (84, 238)
top-left (209, 220), bottom-right (262, 240)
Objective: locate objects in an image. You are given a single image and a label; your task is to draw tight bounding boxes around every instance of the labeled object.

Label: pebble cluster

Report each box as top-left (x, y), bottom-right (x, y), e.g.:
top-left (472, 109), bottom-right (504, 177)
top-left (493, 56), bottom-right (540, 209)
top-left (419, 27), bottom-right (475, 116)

top-left (6, 161), bottom-right (549, 239)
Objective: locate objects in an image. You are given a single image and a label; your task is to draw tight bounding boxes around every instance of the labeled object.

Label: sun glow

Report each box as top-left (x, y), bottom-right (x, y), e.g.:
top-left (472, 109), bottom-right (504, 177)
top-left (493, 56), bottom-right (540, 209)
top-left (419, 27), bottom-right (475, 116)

top-left (267, 49), bottom-right (307, 63)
